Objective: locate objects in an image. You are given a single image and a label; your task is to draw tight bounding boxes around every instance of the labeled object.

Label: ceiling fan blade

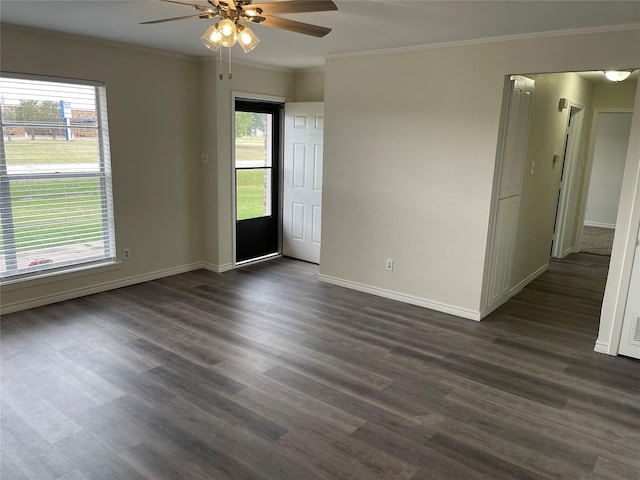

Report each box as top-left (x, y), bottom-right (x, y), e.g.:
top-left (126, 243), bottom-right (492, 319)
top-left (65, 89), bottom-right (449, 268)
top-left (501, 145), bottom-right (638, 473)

top-left (159, 0), bottom-right (202, 7)
top-left (159, 0), bottom-right (217, 13)
top-left (259, 16), bottom-right (331, 37)
top-left (220, 0), bottom-right (236, 10)
top-left (140, 13), bottom-right (211, 24)
top-left (248, 0), bottom-right (337, 15)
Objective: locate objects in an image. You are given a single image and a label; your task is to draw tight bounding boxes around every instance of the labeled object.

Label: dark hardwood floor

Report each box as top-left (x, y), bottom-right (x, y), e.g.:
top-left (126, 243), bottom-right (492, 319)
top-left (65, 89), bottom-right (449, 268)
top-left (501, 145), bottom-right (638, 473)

top-left (1, 253), bottom-right (639, 480)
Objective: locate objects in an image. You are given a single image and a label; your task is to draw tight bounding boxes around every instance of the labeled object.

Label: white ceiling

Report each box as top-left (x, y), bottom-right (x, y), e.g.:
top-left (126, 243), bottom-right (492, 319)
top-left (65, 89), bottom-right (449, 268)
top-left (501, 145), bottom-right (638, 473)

top-left (2, 1), bottom-right (640, 70)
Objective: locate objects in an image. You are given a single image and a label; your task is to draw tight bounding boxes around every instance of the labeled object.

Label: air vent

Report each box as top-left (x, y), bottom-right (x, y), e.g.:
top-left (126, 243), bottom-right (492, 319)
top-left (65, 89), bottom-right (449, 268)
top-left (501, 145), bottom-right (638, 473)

top-left (633, 314), bottom-right (640, 344)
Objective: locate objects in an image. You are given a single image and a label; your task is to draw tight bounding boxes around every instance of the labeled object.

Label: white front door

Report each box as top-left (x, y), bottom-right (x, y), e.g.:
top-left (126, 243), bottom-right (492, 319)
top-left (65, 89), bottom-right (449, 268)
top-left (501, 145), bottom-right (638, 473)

top-left (618, 225), bottom-right (640, 359)
top-left (283, 102), bottom-right (324, 264)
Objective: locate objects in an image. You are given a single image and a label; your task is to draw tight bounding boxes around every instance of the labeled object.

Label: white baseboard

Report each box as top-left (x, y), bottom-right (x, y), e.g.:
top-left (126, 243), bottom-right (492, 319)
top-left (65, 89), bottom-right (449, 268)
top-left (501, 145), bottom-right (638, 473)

top-left (481, 263), bottom-right (549, 319)
top-left (594, 340), bottom-right (616, 355)
top-left (584, 221), bottom-right (616, 229)
top-left (509, 263), bottom-right (549, 297)
top-left (204, 262), bottom-right (233, 273)
top-left (317, 274), bottom-right (481, 321)
top-left (1, 262), bottom-right (206, 315)
top-left (481, 293), bottom-right (510, 319)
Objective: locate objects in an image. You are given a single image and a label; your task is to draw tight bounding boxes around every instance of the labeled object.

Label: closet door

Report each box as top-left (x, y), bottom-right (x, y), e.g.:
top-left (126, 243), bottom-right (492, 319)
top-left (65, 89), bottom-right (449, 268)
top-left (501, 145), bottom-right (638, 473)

top-left (486, 75), bottom-right (534, 311)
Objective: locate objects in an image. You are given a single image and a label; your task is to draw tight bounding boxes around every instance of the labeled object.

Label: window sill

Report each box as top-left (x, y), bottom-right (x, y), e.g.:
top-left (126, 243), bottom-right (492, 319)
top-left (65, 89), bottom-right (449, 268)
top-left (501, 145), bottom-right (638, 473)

top-left (0, 261), bottom-right (122, 292)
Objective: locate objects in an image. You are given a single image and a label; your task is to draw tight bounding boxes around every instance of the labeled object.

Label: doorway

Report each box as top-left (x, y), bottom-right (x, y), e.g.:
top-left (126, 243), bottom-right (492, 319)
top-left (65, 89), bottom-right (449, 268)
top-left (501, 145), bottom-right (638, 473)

top-left (234, 99), bottom-right (281, 263)
top-left (484, 70), bottom-right (639, 357)
top-left (579, 110), bottom-right (633, 256)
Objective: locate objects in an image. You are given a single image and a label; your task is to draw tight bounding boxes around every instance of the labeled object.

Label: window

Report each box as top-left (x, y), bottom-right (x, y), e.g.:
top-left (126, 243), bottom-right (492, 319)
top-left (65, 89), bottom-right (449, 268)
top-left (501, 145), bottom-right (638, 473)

top-left (0, 73), bottom-right (115, 281)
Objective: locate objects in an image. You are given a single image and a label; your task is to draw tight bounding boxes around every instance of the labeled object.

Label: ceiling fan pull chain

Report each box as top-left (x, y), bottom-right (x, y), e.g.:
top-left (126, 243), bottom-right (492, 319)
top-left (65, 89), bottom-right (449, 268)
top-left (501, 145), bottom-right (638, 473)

top-left (228, 47), bottom-right (233, 79)
top-left (219, 49), bottom-right (223, 80)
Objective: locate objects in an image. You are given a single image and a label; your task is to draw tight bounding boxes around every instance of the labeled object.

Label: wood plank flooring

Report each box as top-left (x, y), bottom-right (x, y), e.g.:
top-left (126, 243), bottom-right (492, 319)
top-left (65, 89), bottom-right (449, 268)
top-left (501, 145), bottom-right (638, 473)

top-left (1, 253), bottom-right (639, 480)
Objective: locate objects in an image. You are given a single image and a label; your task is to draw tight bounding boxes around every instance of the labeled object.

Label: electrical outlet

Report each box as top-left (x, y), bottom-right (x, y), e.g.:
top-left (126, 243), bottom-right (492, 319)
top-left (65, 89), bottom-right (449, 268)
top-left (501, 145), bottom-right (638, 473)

top-left (123, 248), bottom-right (130, 260)
top-left (385, 258), bottom-right (394, 271)
top-left (200, 153), bottom-right (209, 164)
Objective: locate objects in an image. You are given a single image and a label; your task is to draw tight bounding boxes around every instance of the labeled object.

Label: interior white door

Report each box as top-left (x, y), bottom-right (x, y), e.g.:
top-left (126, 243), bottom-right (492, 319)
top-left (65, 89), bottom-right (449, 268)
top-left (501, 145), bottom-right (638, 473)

top-left (499, 75), bottom-right (534, 199)
top-left (552, 105), bottom-right (584, 258)
top-left (618, 225), bottom-right (640, 359)
top-left (283, 102), bottom-right (324, 264)
top-left (485, 75), bottom-right (534, 312)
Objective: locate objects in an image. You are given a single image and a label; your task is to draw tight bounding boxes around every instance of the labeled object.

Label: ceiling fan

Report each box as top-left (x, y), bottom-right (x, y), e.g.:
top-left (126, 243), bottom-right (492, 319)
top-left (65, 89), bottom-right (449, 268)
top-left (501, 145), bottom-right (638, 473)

top-left (141, 0), bottom-right (337, 49)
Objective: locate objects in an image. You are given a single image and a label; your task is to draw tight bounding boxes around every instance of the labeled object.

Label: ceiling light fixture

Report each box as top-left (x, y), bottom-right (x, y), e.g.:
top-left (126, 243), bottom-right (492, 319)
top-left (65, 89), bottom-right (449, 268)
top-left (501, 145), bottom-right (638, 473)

top-left (604, 70), bottom-right (632, 82)
top-left (142, 0), bottom-right (337, 81)
top-left (201, 14), bottom-right (260, 79)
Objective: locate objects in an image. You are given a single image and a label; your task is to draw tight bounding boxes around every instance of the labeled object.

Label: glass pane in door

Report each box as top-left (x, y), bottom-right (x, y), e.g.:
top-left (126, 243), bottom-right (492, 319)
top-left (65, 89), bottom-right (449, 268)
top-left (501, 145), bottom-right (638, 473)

top-left (234, 99), bottom-right (280, 263)
top-left (235, 111), bottom-right (272, 168)
top-left (235, 111), bottom-right (273, 221)
top-left (236, 168), bottom-right (272, 220)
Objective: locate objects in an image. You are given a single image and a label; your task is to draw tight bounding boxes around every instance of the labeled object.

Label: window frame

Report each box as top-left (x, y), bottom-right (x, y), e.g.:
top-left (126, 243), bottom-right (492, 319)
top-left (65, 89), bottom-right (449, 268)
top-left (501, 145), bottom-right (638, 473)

top-left (0, 72), bottom-right (116, 283)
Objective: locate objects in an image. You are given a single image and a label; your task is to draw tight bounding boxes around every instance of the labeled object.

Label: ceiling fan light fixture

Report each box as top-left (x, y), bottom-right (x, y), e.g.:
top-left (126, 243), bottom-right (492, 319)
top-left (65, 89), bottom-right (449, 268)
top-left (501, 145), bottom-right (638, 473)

top-left (604, 70), bottom-right (632, 82)
top-left (201, 24), bottom-right (221, 51)
top-left (218, 18), bottom-right (236, 37)
top-left (144, 0), bottom-right (337, 78)
top-left (238, 25), bottom-right (260, 53)
top-left (217, 18), bottom-right (238, 47)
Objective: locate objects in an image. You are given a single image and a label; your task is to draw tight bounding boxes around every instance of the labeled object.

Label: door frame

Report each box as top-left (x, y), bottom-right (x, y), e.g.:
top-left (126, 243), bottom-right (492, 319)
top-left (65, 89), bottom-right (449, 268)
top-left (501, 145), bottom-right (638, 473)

top-left (598, 97), bottom-right (640, 355)
top-left (231, 91), bottom-right (286, 268)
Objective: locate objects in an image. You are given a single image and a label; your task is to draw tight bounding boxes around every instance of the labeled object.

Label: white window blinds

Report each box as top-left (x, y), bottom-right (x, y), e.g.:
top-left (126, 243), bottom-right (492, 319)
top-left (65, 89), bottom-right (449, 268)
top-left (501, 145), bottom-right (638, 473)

top-left (0, 74), bottom-right (115, 281)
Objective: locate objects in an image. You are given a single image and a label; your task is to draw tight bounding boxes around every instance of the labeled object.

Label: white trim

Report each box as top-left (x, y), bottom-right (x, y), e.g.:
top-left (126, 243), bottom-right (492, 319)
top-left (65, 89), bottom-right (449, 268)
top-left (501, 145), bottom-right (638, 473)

top-left (232, 91), bottom-right (287, 104)
top-left (1, 70), bottom-right (105, 87)
top-left (594, 340), bottom-right (612, 354)
top-left (481, 263), bottom-right (549, 319)
top-left (325, 23), bottom-right (640, 62)
top-left (584, 221), bottom-right (616, 229)
top-left (0, 262), bottom-right (205, 314)
top-left (480, 292), bottom-right (510, 319)
top-left (317, 274), bottom-right (481, 321)
top-left (236, 253), bottom-right (281, 268)
top-left (203, 262), bottom-right (233, 273)
top-left (510, 263), bottom-right (548, 297)
top-left (1, 261), bottom-right (121, 291)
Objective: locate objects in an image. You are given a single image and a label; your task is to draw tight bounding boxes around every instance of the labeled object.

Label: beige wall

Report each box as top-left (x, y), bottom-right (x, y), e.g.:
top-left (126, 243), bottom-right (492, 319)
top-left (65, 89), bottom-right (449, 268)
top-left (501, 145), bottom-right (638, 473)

top-left (293, 70), bottom-right (325, 102)
top-left (511, 73), bottom-right (594, 288)
top-left (320, 28), bottom-right (640, 344)
top-left (321, 43), bottom-right (507, 317)
top-left (592, 80), bottom-right (638, 109)
top-left (1, 26), bottom-right (203, 311)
